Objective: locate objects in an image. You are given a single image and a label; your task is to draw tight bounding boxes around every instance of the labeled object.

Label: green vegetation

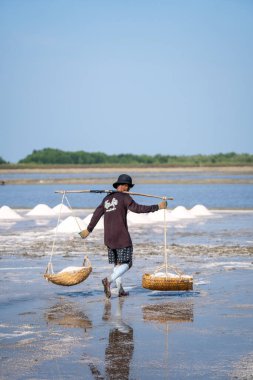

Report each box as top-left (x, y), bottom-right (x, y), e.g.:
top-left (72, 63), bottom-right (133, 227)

top-left (0, 156), bottom-right (7, 164)
top-left (15, 148), bottom-right (253, 166)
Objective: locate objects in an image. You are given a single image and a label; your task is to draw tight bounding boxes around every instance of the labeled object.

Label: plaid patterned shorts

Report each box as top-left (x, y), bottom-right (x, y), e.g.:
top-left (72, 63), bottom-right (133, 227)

top-left (107, 246), bottom-right (133, 266)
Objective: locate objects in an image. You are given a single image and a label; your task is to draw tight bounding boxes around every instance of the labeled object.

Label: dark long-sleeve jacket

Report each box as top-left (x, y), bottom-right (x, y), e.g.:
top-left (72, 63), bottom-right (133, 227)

top-left (87, 192), bottom-right (159, 249)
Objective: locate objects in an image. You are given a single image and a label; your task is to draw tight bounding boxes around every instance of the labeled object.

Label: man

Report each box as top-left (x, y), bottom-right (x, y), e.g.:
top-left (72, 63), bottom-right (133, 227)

top-left (79, 174), bottom-right (167, 298)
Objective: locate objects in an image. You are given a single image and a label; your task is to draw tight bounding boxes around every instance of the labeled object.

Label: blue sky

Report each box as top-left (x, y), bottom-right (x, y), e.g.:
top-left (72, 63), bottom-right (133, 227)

top-left (0, 0), bottom-right (252, 163)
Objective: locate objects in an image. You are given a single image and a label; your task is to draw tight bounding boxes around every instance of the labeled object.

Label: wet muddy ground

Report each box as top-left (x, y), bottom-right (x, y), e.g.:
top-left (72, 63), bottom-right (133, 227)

top-left (0, 211), bottom-right (253, 379)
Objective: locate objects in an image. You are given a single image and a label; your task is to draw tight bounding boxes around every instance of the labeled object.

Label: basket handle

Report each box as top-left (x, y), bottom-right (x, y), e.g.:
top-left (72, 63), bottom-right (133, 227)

top-left (44, 262), bottom-right (54, 275)
top-left (83, 256), bottom-right (91, 268)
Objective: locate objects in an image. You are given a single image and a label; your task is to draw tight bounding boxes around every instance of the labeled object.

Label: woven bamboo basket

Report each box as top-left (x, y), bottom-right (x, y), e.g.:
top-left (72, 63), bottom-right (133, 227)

top-left (44, 256), bottom-right (92, 286)
top-left (142, 273), bottom-right (193, 291)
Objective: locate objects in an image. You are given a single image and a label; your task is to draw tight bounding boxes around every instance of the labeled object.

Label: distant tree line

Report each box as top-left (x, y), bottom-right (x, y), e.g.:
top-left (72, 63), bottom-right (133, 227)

top-left (0, 156), bottom-right (7, 164)
top-left (11, 148), bottom-right (253, 166)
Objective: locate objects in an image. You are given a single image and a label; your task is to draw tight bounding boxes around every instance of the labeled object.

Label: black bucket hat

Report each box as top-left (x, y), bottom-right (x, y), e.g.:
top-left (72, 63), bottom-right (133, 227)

top-left (113, 174), bottom-right (134, 189)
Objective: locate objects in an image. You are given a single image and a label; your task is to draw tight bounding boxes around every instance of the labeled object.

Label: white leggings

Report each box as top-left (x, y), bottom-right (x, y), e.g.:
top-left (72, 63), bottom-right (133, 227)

top-left (109, 263), bottom-right (130, 288)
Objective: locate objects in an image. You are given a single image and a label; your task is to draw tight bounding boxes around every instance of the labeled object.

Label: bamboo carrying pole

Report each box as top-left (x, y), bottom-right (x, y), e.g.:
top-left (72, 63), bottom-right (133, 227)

top-left (55, 189), bottom-right (174, 201)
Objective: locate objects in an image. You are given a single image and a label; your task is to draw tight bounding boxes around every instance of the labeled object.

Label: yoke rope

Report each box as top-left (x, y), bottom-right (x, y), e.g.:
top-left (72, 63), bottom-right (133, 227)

top-left (46, 192), bottom-right (82, 275)
top-left (163, 197), bottom-right (168, 276)
top-left (155, 197), bottom-right (184, 277)
top-left (45, 192), bottom-right (66, 274)
top-left (64, 194), bottom-right (82, 232)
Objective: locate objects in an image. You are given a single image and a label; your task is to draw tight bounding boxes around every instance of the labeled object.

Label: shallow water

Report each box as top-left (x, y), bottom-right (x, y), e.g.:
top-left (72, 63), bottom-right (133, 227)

top-left (1, 182), bottom-right (253, 209)
top-left (0, 209), bottom-right (253, 379)
top-left (1, 169), bottom-right (253, 182)
top-left (0, 255), bottom-right (253, 379)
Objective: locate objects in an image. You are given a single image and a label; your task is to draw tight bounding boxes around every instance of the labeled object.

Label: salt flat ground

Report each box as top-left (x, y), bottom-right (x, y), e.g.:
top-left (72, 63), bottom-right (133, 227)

top-left (0, 209), bottom-right (252, 379)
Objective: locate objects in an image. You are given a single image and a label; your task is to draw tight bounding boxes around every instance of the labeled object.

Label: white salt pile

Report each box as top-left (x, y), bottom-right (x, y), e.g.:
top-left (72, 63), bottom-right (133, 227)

top-left (83, 214), bottom-right (104, 229)
top-left (148, 209), bottom-right (180, 222)
top-left (148, 209), bottom-right (167, 222)
top-left (0, 206), bottom-right (23, 220)
top-left (58, 266), bottom-right (84, 273)
top-left (152, 272), bottom-right (193, 279)
top-left (127, 211), bottom-right (151, 225)
top-left (170, 206), bottom-right (195, 219)
top-left (26, 204), bottom-right (56, 217)
top-left (53, 203), bottom-right (71, 214)
top-left (190, 204), bottom-right (212, 216)
top-left (54, 216), bottom-right (86, 233)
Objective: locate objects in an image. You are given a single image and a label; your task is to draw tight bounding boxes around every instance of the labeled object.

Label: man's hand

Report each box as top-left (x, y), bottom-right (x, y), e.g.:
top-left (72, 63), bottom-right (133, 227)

top-left (79, 229), bottom-right (90, 239)
top-left (158, 200), bottom-right (167, 209)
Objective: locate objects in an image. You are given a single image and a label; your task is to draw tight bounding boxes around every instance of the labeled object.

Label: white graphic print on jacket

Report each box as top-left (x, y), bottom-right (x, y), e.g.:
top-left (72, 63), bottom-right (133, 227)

top-left (105, 198), bottom-right (118, 212)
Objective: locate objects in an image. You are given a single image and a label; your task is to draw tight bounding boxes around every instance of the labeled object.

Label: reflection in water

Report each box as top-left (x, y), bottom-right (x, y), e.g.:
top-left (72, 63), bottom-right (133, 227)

top-left (142, 301), bottom-right (194, 324)
top-left (142, 301), bottom-right (194, 377)
top-left (88, 299), bottom-right (134, 380)
top-left (104, 300), bottom-right (134, 380)
top-left (44, 300), bottom-right (92, 331)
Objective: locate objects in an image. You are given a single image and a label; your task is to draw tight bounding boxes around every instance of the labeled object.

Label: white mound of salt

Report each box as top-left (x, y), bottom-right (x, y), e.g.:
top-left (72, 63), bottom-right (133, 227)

top-left (0, 206), bottom-right (23, 220)
top-left (152, 272), bottom-right (192, 279)
top-left (189, 204), bottom-right (212, 216)
top-left (26, 204), bottom-right (56, 217)
top-left (53, 203), bottom-right (71, 214)
top-left (170, 206), bottom-right (195, 219)
top-left (58, 266), bottom-right (84, 273)
top-left (83, 214), bottom-right (104, 229)
top-left (127, 211), bottom-right (152, 225)
top-left (54, 216), bottom-right (86, 233)
top-left (152, 272), bottom-right (179, 278)
top-left (148, 209), bottom-right (166, 222)
top-left (148, 209), bottom-right (179, 222)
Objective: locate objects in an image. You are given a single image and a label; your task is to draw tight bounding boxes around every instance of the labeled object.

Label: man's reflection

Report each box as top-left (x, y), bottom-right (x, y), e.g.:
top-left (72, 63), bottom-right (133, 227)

top-left (103, 299), bottom-right (134, 380)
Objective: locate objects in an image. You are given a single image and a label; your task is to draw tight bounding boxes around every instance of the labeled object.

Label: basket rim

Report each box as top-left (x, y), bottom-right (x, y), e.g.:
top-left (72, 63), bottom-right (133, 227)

top-left (44, 266), bottom-right (92, 279)
top-left (142, 273), bottom-right (193, 280)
